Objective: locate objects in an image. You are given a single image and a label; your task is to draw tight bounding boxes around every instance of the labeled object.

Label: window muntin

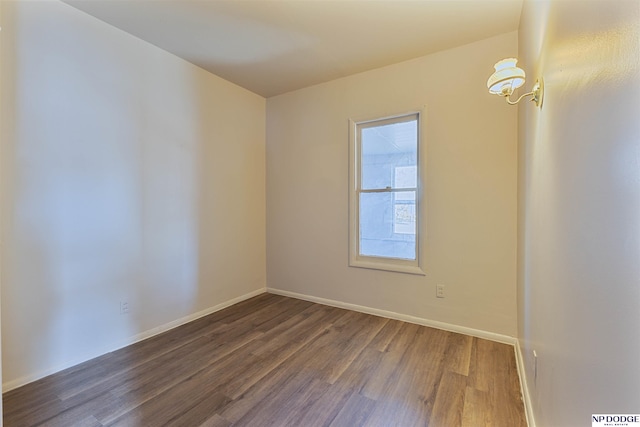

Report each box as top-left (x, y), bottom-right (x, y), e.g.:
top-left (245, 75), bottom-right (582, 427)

top-left (349, 111), bottom-right (425, 275)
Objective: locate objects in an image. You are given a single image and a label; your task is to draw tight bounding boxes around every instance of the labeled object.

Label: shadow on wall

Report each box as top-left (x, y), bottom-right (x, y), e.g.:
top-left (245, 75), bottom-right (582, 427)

top-left (3, 0), bottom-right (266, 390)
top-left (1, 0), bottom-right (209, 388)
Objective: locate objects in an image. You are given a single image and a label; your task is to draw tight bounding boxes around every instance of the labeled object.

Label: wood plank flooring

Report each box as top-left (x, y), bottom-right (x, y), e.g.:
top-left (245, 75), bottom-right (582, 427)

top-left (3, 293), bottom-right (527, 427)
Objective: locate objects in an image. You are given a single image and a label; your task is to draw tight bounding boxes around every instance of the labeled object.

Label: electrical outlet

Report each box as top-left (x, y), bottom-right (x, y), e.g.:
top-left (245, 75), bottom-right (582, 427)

top-left (120, 301), bottom-right (130, 315)
top-left (436, 284), bottom-right (445, 298)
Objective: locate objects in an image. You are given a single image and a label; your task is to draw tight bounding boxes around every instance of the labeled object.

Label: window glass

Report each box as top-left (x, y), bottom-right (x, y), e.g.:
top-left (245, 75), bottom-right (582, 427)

top-left (361, 119), bottom-right (417, 190)
top-left (357, 115), bottom-right (418, 261)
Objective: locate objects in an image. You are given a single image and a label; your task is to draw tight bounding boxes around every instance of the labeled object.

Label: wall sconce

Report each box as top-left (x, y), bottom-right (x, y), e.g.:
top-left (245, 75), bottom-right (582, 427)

top-left (487, 58), bottom-right (543, 107)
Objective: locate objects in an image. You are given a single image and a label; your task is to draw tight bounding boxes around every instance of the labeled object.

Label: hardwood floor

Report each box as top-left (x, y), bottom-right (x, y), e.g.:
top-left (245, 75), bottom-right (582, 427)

top-left (3, 294), bottom-right (527, 427)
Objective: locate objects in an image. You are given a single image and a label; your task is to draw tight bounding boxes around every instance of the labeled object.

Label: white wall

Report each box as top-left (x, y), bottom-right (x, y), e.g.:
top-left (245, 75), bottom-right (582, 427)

top-left (518, 0), bottom-right (640, 425)
top-left (267, 32), bottom-right (519, 337)
top-left (1, 0), bottom-right (266, 389)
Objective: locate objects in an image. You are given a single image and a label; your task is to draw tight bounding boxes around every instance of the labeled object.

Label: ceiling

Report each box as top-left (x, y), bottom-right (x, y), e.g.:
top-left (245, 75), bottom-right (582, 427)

top-left (64, 0), bottom-right (523, 98)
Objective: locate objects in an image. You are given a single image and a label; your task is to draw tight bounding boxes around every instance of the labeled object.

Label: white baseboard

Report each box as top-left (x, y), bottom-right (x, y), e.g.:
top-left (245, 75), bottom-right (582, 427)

top-left (119, 287), bottom-right (266, 351)
top-left (515, 340), bottom-right (537, 427)
top-left (266, 287), bottom-right (517, 345)
top-left (2, 287), bottom-right (267, 393)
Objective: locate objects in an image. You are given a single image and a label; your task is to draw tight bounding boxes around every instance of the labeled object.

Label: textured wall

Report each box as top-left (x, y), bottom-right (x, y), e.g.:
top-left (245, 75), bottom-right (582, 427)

top-left (518, 0), bottom-right (640, 425)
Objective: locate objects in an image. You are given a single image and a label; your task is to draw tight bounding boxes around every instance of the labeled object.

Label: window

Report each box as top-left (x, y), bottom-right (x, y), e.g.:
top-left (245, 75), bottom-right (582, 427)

top-left (349, 110), bottom-right (426, 275)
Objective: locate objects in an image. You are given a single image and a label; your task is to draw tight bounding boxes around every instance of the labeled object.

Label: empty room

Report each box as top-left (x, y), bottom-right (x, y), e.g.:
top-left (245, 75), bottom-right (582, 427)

top-left (1, 0), bottom-right (639, 426)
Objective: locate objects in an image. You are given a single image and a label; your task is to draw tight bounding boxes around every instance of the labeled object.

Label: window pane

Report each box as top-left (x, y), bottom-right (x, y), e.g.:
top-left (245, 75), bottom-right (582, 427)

top-left (359, 192), bottom-right (416, 260)
top-left (361, 118), bottom-right (417, 190)
top-left (394, 203), bottom-right (416, 234)
top-left (394, 166), bottom-right (417, 189)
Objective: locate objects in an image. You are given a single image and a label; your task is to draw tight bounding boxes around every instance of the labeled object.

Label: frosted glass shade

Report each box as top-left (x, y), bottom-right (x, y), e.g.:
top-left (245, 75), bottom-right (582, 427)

top-left (487, 58), bottom-right (526, 96)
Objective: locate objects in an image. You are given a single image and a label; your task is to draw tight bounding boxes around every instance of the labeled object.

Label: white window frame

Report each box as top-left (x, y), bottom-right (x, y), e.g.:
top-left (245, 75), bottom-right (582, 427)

top-left (348, 108), bottom-right (427, 275)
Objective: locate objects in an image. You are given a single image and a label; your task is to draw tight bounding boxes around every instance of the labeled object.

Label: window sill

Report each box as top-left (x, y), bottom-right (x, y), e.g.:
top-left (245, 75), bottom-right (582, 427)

top-left (349, 259), bottom-right (426, 276)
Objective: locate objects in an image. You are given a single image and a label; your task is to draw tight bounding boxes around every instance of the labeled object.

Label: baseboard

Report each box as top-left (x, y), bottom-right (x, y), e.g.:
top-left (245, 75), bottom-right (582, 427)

top-left (119, 287), bottom-right (266, 351)
top-left (515, 340), bottom-right (537, 427)
top-left (2, 287), bottom-right (267, 393)
top-left (266, 287), bottom-right (517, 345)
